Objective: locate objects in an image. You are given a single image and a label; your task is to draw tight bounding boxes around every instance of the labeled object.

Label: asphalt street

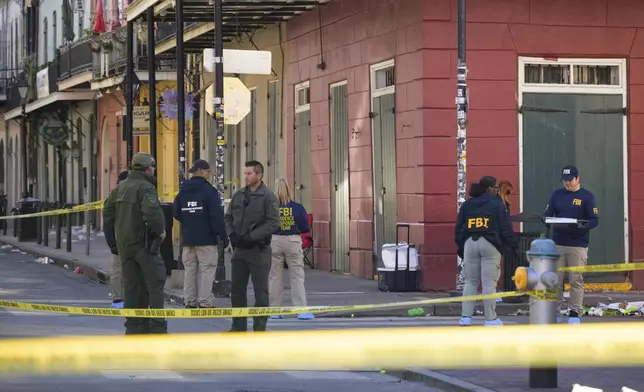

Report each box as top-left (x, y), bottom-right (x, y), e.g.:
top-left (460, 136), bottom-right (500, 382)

top-left (0, 248), bottom-right (451, 392)
top-left (1, 249), bottom-right (641, 392)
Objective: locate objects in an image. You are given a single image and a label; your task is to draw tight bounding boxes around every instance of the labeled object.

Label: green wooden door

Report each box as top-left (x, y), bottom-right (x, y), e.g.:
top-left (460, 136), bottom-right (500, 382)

top-left (522, 93), bottom-right (625, 266)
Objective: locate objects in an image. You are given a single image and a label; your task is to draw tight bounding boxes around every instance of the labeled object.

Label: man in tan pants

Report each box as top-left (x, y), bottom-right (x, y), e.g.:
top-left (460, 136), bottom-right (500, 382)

top-left (544, 165), bottom-right (599, 324)
top-left (105, 171), bottom-right (128, 309)
top-left (172, 160), bottom-right (229, 308)
top-left (269, 179), bottom-right (313, 320)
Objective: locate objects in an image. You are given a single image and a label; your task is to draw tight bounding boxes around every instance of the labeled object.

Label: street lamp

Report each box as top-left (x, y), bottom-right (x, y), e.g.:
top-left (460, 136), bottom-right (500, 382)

top-left (60, 143), bottom-right (70, 160)
top-left (70, 140), bottom-right (80, 160)
top-left (13, 75), bottom-right (30, 197)
top-left (16, 77), bottom-right (28, 102)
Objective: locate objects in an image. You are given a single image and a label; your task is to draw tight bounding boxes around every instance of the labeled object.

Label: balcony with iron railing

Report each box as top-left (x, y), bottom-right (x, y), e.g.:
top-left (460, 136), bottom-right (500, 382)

top-left (58, 37), bottom-right (94, 82)
top-left (92, 22), bottom-right (181, 81)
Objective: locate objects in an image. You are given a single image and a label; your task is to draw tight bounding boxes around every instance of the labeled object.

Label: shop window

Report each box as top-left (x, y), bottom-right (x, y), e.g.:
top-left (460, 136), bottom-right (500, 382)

top-left (524, 63), bottom-right (620, 86)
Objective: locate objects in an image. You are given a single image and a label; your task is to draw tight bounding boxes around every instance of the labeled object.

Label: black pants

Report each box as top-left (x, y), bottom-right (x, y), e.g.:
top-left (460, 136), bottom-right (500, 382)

top-left (230, 246), bottom-right (271, 332)
top-left (122, 249), bottom-right (168, 334)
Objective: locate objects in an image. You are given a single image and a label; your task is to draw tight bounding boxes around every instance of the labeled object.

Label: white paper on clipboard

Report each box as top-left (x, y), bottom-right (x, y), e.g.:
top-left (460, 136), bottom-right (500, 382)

top-left (544, 217), bottom-right (579, 224)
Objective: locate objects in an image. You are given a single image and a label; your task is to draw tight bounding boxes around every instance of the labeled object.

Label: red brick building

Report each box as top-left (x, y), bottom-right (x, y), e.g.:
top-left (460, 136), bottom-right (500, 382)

top-left (283, 0), bottom-right (644, 290)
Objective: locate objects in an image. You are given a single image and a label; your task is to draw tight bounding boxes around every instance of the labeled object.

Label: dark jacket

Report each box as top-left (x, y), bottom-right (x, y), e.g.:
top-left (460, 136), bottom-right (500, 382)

top-left (225, 182), bottom-right (280, 249)
top-left (274, 200), bottom-right (310, 235)
top-left (543, 187), bottom-right (599, 247)
top-left (103, 170), bottom-right (165, 258)
top-left (454, 192), bottom-right (518, 258)
top-left (104, 171), bottom-right (129, 255)
top-left (172, 176), bottom-right (228, 247)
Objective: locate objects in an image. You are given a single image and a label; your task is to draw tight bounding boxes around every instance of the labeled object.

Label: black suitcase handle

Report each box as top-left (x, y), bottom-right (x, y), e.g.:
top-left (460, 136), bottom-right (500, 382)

top-left (395, 224), bottom-right (411, 272)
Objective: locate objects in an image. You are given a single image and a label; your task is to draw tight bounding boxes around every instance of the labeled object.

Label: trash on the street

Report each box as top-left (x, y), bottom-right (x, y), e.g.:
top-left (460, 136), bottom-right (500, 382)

top-left (572, 384), bottom-right (603, 392)
top-left (74, 267), bottom-right (83, 274)
top-left (34, 257), bottom-right (54, 265)
top-left (584, 301), bottom-right (644, 317)
top-left (407, 308), bottom-right (425, 317)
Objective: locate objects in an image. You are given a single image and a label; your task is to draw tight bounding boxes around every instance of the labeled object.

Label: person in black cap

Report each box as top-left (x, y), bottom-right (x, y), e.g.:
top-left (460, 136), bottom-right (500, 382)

top-left (455, 176), bottom-right (518, 327)
top-left (172, 159), bottom-right (229, 308)
top-left (543, 165), bottom-right (598, 324)
top-left (103, 153), bottom-right (167, 334)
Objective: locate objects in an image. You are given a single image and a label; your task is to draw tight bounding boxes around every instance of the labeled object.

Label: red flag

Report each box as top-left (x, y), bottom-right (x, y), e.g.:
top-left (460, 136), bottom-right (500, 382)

top-left (93, 0), bottom-right (107, 34)
top-left (110, 0), bottom-right (121, 29)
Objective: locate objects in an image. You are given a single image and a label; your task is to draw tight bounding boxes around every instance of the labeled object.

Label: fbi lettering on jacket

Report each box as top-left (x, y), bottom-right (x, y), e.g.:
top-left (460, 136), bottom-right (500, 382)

top-left (467, 216), bottom-right (491, 231)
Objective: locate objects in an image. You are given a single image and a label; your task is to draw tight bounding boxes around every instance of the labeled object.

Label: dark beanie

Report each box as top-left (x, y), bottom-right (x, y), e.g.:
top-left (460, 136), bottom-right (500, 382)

top-left (117, 171), bottom-right (129, 184)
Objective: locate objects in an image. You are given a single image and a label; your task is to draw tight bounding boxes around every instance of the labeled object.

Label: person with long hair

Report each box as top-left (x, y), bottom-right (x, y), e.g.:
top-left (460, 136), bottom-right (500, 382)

top-left (269, 178), bottom-right (313, 320)
top-left (498, 180), bottom-right (513, 212)
top-left (455, 176), bottom-right (518, 326)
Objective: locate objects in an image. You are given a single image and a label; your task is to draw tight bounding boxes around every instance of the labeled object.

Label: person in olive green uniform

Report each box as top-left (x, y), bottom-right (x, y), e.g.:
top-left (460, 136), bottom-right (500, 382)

top-left (226, 160), bottom-right (280, 332)
top-left (103, 153), bottom-right (167, 334)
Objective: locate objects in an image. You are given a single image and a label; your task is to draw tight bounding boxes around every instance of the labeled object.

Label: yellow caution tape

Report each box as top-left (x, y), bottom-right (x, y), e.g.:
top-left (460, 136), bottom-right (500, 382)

top-left (0, 323), bottom-right (642, 375)
top-left (0, 191), bottom-right (179, 220)
top-left (559, 262), bottom-right (644, 274)
top-left (0, 291), bottom-right (545, 318)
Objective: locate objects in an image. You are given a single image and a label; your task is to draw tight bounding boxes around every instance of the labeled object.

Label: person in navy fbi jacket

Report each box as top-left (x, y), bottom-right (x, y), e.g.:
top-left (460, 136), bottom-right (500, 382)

top-left (455, 176), bottom-right (519, 327)
top-left (543, 165), bottom-right (599, 324)
top-left (172, 159), bottom-right (229, 308)
top-left (268, 178), bottom-right (314, 320)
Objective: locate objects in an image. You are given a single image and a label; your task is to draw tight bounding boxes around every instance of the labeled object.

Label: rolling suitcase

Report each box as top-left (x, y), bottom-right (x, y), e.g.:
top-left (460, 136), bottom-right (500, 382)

top-left (377, 224), bottom-right (420, 292)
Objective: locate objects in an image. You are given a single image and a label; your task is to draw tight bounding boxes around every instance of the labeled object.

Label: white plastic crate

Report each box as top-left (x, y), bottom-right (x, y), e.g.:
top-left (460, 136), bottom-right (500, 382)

top-left (381, 242), bottom-right (418, 270)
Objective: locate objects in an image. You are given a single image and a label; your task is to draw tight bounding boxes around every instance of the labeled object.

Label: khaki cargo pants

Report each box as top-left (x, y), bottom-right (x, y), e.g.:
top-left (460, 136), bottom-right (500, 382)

top-left (183, 245), bottom-right (218, 307)
top-left (556, 245), bottom-right (588, 315)
top-left (269, 235), bottom-right (308, 307)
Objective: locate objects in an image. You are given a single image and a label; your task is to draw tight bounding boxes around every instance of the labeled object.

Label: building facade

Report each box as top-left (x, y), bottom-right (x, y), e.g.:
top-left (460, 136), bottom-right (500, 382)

top-left (282, 0), bottom-right (644, 290)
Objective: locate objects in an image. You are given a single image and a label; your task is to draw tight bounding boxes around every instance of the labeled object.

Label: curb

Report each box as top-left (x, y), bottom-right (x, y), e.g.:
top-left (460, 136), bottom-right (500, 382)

top-left (0, 238), bottom-right (531, 317)
top-left (0, 238), bottom-right (109, 284)
top-left (389, 368), bottom-right (496, 392)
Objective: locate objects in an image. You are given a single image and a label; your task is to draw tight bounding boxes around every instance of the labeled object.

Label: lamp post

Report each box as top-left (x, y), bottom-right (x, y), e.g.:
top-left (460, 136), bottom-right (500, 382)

top-left (59, 143), bottom-right (70, 205)
top-left (15, 76), bottom-right (29, 197)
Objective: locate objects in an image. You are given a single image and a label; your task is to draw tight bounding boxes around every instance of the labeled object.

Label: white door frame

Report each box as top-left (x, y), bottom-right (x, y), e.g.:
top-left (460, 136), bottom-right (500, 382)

top-left (517, 56), bottom-right (629, 262)
top-left (369, 59), bottom-right (395, 256)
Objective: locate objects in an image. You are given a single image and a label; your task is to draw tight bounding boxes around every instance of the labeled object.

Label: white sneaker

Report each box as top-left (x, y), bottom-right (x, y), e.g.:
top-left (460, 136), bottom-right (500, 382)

top-left (458, 317), bottom-right (472, 326)
top-left (484, 319), bottom-right (503, 326)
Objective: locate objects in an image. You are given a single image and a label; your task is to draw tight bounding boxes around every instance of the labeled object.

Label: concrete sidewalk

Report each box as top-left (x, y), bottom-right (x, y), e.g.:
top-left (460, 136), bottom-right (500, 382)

top-left (393, 367), bottom-right (644, 392)
top-left (2, 229), bottom-right (641, 318)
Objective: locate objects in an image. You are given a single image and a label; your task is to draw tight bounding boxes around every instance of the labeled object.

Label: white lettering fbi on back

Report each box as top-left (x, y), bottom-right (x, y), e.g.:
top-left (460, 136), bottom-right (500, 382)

top-left (181, 200), bottom-right (203, 214)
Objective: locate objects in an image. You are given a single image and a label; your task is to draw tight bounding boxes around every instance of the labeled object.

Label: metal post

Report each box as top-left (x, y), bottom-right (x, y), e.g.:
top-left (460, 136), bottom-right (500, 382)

top-left (126, 21), bottom-right (135, 167)
top-left (55, 215), bottom-right (62, 249)
top-left (516, 238), bottom-right (559, 389)
top-left (21, 115), bottom-right (28, 196)
top-left (192, 66), bottom-right (201, 160)
top-left (43, 213), bottom-right (48, 246)
top-left (85, 210), bottom-right (90, 255)
top-left (176, 0), bottom-right (186, 270)
top-left (455, 0), bottom-right (468, 290)
top-left (213, 0), bottom-right (227, 283)
top-left (147, 8), bottom-right (157, 163)
top-left (66, 212), bottom-right (72, 252)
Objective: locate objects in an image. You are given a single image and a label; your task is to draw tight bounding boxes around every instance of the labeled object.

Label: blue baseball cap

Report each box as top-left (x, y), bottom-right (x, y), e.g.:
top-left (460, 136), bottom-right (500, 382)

top-left (561, 165), bottom-right (579, 181)
top-left (188, 159), bottom-right (211, 173)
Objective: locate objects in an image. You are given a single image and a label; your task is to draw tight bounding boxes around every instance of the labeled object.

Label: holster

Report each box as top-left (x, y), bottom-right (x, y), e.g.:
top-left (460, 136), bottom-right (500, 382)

top-left (143, 225), bottom-right (163, 255)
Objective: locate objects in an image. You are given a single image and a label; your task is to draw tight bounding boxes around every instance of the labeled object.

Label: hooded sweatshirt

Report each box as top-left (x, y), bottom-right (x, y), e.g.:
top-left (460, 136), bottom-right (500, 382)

top-left (172, 176), bottom-right (228, 247)
top-left (454, 192), bottom-right (518, 256)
